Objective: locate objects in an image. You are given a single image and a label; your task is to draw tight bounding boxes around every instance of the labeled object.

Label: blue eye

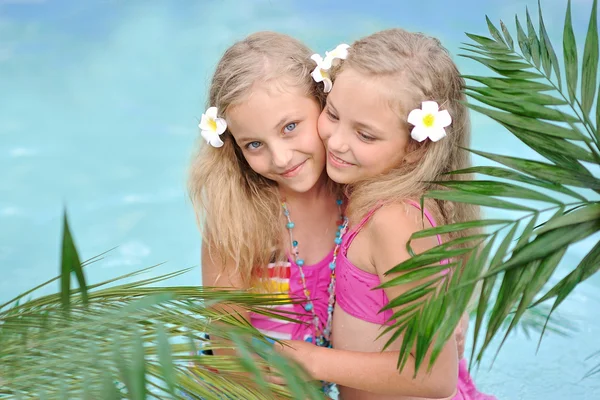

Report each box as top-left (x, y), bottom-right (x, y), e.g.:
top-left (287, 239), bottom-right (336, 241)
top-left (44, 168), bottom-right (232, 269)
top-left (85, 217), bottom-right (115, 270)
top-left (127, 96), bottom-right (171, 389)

top-left (246, 141), bottom-right (262, 150)
top-left (284, 122), bottom-right (297, 133)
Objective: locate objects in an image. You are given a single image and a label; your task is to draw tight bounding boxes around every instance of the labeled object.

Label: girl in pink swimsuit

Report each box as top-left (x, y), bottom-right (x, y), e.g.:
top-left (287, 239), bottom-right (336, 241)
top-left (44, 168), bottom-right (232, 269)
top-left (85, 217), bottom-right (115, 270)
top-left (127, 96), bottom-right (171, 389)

top-left (189, 32), bottom-right (347, 397)
top-left (277, 28), bottom-right (496, 400)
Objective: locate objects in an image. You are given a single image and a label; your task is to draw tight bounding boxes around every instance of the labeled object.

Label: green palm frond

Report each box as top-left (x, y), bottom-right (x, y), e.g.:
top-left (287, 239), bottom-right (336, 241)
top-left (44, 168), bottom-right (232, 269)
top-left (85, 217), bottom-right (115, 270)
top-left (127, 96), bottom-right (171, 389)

top-left (0, 212), bottom-right (321, 400)
top-left (384, 0), bottom-right (600, 377)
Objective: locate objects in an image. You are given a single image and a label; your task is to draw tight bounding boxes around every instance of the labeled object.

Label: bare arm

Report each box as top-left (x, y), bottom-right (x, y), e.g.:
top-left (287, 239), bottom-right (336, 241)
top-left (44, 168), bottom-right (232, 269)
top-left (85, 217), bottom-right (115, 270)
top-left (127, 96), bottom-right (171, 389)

top-left (278, 339), bottom-right (457, 398)
top-left (455, 313), bottom-right (469, 360)
top-left (367, 203), bottom-right (457, 396)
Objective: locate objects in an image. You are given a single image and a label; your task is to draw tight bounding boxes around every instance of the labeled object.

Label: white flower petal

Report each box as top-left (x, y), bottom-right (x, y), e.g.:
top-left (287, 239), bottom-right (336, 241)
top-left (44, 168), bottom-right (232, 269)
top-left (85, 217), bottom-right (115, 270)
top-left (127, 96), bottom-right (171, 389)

top-left (205, 107), bottom-right (218, 119)
top-left (333, 43), bottom-right (349, 59)
top-left (199, 114), bottom-right (212, 131)
top-left (200, 129), bottom-right (212, 143)
top-left (421, 101), bottom-right (439, 115)
top-left (410, 126), bottom-right (429, 142)
top-left (311, 53), bottom-right (324, 65)
top-left (321, 54), bottom-right (333, 70)
top-left (323, 55), bottom-right (337, 69)
top-left (322, 77), bottom-right (332, 93)
top-left (428, 128), bottom-right (447, 142)
top-left (215, 117), bottom-right (227, 135)
top-left (323, 43), bottom-right (350, 69)
top-left (201, 129), bottom-right (224, 148)
top-left (407, 109), bottom-right (424, 126)
top-left (209, 136), bottom-right (224, 148)
top-left (435, 110), bottom-right (452, 128)
top-left (311, 66), bottom-right (324, 83)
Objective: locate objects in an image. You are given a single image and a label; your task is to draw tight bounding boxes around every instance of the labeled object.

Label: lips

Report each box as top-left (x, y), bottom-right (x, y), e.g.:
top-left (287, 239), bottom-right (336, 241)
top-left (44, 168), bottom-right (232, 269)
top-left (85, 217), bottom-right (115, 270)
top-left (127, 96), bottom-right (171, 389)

top-left (281, 160), bottom-right (306, 178)
top-left (328, 152), bottom-right (354, 168)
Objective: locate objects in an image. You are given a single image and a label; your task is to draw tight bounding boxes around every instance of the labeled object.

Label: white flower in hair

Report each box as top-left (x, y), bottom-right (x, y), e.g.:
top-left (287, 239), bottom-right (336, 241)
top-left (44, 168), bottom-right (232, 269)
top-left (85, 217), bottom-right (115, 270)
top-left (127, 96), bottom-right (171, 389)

top-left (322, 43), bottom-right (350, 69)
top-left (199, 106), bottom-right (227, 148)
top-left (407, 101), bottom-right (452, 142)
top-left (310, 53), bottom-right (333, 93)
top-left (310, 43), bottom-right (350, 93)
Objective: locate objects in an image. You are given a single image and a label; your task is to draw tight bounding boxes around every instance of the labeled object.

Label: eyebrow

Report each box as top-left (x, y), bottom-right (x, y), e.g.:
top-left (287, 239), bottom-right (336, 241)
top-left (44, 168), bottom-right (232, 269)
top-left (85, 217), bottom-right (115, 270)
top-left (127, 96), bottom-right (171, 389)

top-left (272, 114), bottom-right (295, 131)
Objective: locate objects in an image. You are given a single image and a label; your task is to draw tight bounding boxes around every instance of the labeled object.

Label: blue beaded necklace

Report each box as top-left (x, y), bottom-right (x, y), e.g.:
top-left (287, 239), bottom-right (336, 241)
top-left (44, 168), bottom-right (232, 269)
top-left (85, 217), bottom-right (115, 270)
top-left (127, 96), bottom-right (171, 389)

top-left (281, 198), bottom-right (348, 347)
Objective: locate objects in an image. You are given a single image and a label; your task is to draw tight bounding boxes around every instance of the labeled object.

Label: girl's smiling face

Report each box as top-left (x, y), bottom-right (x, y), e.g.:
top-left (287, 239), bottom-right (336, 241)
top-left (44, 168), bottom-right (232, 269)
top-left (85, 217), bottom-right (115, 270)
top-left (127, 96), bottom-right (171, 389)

top-left (227, 82), bottom-right (326, 193)
top-left (317, 68), bottom-right (410, 184)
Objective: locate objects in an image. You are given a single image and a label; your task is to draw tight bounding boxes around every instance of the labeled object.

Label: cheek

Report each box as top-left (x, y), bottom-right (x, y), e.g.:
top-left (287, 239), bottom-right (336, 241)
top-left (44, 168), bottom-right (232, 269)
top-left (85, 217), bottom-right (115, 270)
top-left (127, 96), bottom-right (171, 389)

top-left (317, 112), bottom-right (330, 141)
top-left (312, 138), bottom-right (326, 161)
top-left (302, 131), bottom-right (326, 160)
top-left (363, 143), bottom-right (404, 172)
top-left (245, 154), bottom-right (269, 174)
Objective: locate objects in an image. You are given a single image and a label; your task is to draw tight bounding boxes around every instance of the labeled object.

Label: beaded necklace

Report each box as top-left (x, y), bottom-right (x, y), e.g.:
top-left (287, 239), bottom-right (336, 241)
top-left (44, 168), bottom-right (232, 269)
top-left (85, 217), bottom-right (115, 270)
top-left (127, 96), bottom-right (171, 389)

top-left (281, 198), bottom-right (348, 347)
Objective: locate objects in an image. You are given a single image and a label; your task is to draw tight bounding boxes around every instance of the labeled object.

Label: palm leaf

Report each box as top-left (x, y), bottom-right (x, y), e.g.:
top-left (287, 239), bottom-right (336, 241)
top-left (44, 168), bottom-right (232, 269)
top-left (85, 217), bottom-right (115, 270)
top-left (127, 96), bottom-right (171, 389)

top-left (526, 7), bottom-right (541, 68)
top-left (462, 75), bottom-right (553, 91)
top-left (486, 16), bottom-right (506, 46)
top-left (60, 210), bottom-right (88, 309)
top-left (500, 20), bottom-right (514, 50)
top-left (582, 0), bottom-right (599, 117)
top-left (382, 0), bottom-right (600, 378)
top-left (563, 0), bottom-right (578, 102)
top-left (446, 166), bottom-right (588, 201)
top-left (465, 104), bottom-right (587, 141)
top-left (0, 212), bottom-right (321, 400)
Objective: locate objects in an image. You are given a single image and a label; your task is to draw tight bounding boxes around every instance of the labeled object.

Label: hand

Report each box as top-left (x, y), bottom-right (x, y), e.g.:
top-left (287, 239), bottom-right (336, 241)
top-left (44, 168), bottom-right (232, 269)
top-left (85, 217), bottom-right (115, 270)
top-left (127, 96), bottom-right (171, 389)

top-left (268, 339), bottom-right (318, 383)
top-left (454, 313), bottom-right (469, 360)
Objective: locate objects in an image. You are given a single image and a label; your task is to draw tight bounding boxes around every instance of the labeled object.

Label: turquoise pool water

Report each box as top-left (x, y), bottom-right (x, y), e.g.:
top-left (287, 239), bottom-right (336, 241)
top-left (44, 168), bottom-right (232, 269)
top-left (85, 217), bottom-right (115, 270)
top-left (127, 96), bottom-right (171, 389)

top-left (1, 0), bottom-right (599, 398)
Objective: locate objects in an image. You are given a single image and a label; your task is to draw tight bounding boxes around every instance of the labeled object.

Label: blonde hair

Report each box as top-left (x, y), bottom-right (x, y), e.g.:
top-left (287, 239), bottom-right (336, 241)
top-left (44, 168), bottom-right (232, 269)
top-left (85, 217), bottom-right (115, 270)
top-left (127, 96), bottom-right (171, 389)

top-left (336, 28), bottom-right (480, 236)
top-left (188, 32), bottom-right (328, 287)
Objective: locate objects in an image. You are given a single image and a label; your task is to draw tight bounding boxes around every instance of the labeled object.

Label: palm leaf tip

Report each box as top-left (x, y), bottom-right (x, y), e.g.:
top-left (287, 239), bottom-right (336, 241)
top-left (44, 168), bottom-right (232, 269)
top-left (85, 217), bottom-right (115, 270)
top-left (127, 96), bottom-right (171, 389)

top-left (60, 209), bottom-right (88, 308)
top-left (581, 0), bottom-right (599, 117)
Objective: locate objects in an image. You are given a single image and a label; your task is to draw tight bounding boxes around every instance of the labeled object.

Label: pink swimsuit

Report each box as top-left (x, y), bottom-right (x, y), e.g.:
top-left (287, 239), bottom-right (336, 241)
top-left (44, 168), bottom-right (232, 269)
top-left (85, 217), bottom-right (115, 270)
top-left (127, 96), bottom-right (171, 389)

top-left (249, 249), bottom-right (334, 341)
top-left (336, 201), bottom-right (447, 325)
top-left (335, 201), bottom-right (496, 400)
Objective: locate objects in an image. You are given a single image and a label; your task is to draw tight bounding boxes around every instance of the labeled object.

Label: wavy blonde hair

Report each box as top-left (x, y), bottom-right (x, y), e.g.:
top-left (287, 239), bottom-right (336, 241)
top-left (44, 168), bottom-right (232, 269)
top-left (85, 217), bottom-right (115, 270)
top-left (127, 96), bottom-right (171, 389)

top-left (336, 28), bottom-right (480, 238)
top-left (188, 32), bottom-right (328, 287)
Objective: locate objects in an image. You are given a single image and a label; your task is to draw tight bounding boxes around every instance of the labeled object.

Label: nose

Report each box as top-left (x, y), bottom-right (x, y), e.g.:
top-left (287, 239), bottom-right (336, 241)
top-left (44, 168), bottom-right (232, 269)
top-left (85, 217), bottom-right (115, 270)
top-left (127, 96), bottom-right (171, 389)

top-left (271, 143), bottom-right (293, 170)
top-left (325, 127), bottom-right (349, 154)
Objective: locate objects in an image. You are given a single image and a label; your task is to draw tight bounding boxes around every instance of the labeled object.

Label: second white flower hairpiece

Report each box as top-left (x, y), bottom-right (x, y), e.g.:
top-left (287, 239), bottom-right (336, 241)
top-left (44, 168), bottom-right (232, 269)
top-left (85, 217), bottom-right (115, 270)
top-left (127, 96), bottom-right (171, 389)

top-left (199, 106), bottom-right (227, 148)
top-left (310, 43), bottom-right (350, 93)
top-left (407, 101), bottom-right (452, 142)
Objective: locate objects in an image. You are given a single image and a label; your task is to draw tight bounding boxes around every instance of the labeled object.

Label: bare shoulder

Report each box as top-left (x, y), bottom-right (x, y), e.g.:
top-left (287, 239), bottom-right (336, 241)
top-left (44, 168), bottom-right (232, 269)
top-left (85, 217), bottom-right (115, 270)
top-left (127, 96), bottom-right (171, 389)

top-left (366, 202), bottom-right (438, 259)
top-left (367, 202), bottom-right (433, 238)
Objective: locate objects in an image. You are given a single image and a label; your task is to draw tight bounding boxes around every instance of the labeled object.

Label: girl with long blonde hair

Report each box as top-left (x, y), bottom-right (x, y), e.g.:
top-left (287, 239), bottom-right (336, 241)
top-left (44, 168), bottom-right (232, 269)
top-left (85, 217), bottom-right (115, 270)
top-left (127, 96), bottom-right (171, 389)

top-left (277, 28), bottom-right (495, 400)
top-left (189, 31), bottom-right (347, 397)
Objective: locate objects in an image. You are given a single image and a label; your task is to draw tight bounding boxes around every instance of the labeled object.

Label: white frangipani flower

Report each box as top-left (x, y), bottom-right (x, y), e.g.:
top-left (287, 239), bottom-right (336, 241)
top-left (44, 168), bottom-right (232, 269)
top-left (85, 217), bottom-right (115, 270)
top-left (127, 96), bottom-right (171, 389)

top-left (310, 53), bottom-right (333, 93)
top-left (199, 106), bottom-right (227, 148)
top-left (407, 101), bottom-right (452, 142)
top-left (322, 43), bottom-right (350, 69)
top-left (310, 43), bottom-right (350, 93)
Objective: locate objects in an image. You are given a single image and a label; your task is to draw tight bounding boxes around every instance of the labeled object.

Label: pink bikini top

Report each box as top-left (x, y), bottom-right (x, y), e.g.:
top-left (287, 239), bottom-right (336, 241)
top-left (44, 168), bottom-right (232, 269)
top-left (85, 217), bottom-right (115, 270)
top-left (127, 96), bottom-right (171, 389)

top-left (335, 200), bottom-right (448, 326)
top-left (249, 249), bottom-right (335, 341)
